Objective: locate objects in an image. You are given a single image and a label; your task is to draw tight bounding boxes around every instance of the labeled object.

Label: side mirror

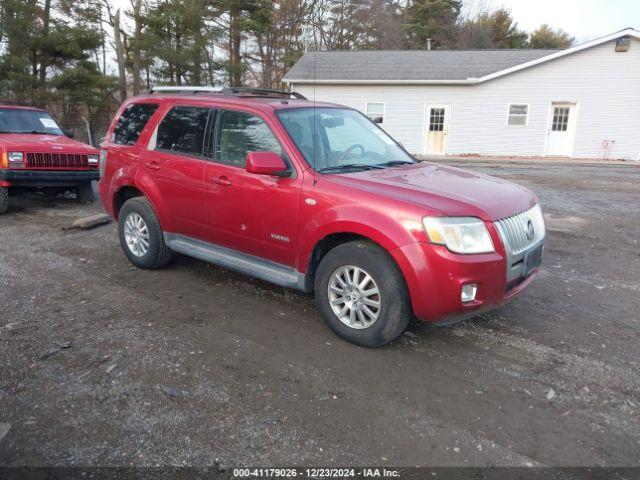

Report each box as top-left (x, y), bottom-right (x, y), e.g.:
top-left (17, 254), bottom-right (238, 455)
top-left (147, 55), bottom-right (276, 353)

top-left (246, 151), bottom-right (290, 177)
top-left (63, 129), bottom-right (75, 138)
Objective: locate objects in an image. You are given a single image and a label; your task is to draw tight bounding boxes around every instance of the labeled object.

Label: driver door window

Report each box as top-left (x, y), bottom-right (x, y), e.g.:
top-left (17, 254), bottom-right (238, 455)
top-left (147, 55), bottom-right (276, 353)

top-left (215, 110), bottom-right (282, 167)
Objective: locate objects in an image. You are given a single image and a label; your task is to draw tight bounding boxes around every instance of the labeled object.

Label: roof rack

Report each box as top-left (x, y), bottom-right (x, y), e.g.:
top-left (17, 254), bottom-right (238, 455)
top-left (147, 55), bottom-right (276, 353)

top-left (148, 86), bottom-right (307, 100)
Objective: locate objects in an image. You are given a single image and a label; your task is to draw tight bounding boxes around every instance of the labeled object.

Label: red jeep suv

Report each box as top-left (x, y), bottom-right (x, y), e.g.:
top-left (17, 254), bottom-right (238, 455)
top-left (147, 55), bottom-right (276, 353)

top-left (99, 87), bottom-right (545, 347)
top-left (0, 105), bottom-right (100, 213)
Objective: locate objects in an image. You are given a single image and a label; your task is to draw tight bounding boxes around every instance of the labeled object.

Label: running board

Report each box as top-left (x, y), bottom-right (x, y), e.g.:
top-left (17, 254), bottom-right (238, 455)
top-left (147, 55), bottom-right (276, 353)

top-left (164, 233), bottom-right (310, 292)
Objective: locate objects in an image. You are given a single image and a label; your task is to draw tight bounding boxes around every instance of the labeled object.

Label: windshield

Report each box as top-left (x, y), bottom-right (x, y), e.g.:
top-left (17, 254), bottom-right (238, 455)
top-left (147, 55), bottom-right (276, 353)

top-left (276, 107), bottom-right (414, 172)
top-left (0, 108), bottom-right (63, 135)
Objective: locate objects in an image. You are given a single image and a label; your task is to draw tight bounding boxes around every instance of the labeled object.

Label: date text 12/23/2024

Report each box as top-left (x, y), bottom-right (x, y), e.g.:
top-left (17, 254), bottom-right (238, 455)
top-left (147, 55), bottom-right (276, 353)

top-left (233, 468), bottom-right (401, 478)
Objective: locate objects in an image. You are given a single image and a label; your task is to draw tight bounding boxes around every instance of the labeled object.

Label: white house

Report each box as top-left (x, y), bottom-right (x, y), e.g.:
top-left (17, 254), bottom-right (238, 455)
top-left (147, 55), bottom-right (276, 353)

top-left (284, 28), bottom-right (640, 161)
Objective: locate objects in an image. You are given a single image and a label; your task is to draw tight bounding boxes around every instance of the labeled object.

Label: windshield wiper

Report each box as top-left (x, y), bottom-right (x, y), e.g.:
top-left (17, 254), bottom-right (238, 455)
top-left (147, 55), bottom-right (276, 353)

top-left (376, 160), bottom-right (415, 167)
top-left (317, 163), bottom-right (386, 173)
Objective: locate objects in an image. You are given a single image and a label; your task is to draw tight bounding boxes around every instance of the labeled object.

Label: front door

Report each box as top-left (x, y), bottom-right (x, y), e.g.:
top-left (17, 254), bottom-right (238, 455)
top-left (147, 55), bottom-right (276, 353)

top-left (203, 108), bottom-right (301, 267)
top-left (546, 103), bottom-right (577, 156)
top-left (425, 105), bottom-right (449, 155)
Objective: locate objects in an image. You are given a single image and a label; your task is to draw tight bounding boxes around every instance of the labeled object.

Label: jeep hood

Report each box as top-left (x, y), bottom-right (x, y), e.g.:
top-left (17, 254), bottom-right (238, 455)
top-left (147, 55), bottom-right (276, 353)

top-left (0, 133), bottom-right (98, 153)
top-left (328, 162), bottom-right (537, 221)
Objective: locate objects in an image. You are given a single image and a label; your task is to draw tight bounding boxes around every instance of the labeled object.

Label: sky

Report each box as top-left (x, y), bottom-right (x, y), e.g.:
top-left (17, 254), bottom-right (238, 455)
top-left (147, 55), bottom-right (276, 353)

top-left (109, 0), bottom-right (640, 43)
top-left (492, 0), bottom-right (640, 42)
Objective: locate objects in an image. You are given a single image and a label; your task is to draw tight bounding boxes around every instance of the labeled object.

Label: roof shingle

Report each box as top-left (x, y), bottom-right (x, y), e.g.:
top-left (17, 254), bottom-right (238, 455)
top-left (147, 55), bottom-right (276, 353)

top-left (284, 49), bottom-right (558, 82)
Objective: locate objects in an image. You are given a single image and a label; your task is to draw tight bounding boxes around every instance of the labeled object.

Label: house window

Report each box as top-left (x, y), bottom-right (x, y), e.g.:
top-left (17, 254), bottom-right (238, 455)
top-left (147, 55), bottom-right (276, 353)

top-left (507, 104), bottom-right (528, 126)
top-left (366, 103), bottom-right (385, 124)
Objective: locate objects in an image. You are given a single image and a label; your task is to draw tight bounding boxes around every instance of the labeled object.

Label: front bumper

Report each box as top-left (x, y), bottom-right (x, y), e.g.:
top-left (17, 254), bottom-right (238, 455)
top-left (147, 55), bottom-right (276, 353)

top-left (0, 169), bottom-right (99, 187)
top-left (391, 239), bottom-right (543, 324)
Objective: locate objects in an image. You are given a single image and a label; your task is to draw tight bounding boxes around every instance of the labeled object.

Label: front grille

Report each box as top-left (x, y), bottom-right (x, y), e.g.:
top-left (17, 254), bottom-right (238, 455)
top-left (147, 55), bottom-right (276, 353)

top-left (495, 204), bottom-right (545, 255)
top-left (25, 152), bottom-right (90, 169)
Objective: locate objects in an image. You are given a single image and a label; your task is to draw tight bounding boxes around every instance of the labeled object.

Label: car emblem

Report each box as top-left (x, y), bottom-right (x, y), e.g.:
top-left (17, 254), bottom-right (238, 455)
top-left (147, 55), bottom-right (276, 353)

top-left (526, 219), bottom-right (535, 240)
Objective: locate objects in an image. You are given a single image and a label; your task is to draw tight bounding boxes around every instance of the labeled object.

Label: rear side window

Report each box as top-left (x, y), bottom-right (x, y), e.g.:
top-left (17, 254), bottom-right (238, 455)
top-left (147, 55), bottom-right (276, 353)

top-left (113, 103), bottom-right (158, 145)
top-left (215, 110), bottom-right (282, 167)
top-left (156, 105), bottom-right (211, 156)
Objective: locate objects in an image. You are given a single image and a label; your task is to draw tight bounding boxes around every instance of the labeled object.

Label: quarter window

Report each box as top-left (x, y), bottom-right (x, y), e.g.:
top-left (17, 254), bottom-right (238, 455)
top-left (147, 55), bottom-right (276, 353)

top-left (113, 103), bottom-right (158, 145)
top-left (366, 103), bottom-right (385, 124)
top-left (507, 104), bottom-right (528, 126)
top-left (215, 110), bottom-right (282, 167)
top-left (156, 105), bottom-right (210, 156)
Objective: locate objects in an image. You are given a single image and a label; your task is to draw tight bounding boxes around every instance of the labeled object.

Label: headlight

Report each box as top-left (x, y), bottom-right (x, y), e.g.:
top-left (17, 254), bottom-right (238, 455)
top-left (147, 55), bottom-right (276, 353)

top-left (8, 152), bottom-right (24, 164)
top-left (423, 217), bottom-right (494, 254)
top-left (87, 154), bottom-right (99, 165)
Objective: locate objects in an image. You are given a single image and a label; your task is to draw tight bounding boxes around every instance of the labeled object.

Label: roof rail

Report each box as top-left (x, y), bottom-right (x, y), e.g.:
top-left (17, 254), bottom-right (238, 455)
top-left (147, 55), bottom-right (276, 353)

top-left (148, 86), bottom-right (307, 100)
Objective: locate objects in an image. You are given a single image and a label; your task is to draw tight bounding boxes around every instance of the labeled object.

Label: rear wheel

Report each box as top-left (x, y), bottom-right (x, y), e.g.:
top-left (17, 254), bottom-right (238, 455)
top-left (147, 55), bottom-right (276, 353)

top-left (118, 197), bottom-right (173, 269)
top-left (314, 240), bottom-right (411, 347)
top-left (0, 187), bottom-right (8, 214)
top-left (76, 182), bottom-right (95, 203)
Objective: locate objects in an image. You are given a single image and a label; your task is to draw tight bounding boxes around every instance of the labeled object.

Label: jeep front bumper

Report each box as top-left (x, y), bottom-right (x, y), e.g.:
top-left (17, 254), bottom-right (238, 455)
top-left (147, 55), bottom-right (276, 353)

top-left (0, 169), bottom-right (99, 187)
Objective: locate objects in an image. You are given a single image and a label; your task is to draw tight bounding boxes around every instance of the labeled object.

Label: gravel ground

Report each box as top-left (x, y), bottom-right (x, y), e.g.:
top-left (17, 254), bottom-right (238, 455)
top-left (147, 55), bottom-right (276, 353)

top-left (0, 161), bottom-right (639, 468)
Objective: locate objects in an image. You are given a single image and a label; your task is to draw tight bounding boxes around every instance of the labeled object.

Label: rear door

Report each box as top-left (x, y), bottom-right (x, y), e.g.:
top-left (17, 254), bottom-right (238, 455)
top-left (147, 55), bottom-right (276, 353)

top-left (203, 107), bottom-right (302, 266)
top-left (139, 104), bottom-right (212, 239)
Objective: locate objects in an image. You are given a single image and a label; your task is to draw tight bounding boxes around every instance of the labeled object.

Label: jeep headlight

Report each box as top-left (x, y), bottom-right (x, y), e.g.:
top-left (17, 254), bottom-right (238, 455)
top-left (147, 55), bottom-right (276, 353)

top-left (8, 152), bottom-right (24, 164)
top-left (423, 217), bottom-right (494, 254)
top-left (87, 154), bottom-right (99, 165)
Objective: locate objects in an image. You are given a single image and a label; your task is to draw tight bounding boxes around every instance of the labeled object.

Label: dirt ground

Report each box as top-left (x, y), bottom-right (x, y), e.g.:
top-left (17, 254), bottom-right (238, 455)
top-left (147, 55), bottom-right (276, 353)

top-left (0, 161), bottom-right (639, 469)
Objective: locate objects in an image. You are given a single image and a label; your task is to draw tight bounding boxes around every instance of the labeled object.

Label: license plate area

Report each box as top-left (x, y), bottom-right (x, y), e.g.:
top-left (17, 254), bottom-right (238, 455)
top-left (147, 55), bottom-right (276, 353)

top-left (523, 244), bottom-right (543, 277)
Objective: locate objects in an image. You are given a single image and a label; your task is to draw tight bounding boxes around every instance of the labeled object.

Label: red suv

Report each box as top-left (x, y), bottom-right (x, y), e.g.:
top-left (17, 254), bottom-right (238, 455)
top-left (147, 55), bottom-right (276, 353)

top-left (0, 105), bottom-right (100, 213)
top-left (99, 87), bottom-right (545, 347)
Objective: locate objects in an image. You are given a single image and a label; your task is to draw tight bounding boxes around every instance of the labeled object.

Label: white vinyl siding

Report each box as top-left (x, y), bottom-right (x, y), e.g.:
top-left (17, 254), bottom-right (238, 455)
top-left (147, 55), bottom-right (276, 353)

top-left (293, 37), bottom-right (640, 160)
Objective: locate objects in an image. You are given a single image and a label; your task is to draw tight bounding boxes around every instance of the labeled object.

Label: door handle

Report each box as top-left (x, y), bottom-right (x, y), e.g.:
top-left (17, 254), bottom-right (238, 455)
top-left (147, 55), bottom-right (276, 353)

top-left (144, 161), bottom-right (160, 171)
top-left (211, 176), bottom-right (232, 186)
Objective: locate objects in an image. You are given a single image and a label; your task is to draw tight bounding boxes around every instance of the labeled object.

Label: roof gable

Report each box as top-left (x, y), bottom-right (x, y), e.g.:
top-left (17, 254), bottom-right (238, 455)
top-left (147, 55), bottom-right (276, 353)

top-left (284, 28), bottom-right (640, 85)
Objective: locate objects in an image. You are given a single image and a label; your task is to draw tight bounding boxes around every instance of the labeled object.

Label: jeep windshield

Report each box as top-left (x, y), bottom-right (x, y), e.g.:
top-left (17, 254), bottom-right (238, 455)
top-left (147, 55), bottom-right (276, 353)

top-left (0, 108), bottom-right (63, 135)
top-left (276, 107), bottom-right (415, 173)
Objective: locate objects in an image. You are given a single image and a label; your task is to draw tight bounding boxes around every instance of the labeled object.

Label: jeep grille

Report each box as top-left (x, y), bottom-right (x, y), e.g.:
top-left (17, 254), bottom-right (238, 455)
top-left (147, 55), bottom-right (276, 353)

top-left (25, 152), bottom-right (91, 169)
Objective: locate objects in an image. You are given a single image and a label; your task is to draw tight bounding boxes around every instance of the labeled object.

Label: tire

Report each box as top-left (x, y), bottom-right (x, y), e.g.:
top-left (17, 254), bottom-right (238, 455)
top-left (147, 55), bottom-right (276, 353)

top-left (76, 182), bottom-right (95, 203)
top-left (314, 240), bottom-right (411, 347)
top-left (0, 187), bottom-right (8, 214)
top-left (118, 197), bottom-right (173, 269)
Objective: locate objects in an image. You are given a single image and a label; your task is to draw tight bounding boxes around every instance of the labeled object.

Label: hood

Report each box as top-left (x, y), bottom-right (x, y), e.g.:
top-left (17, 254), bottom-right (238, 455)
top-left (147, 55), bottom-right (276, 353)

top-left (327, 162), bottom-right (537, 221)
top-left (0, 133), bottom-right (98, 154)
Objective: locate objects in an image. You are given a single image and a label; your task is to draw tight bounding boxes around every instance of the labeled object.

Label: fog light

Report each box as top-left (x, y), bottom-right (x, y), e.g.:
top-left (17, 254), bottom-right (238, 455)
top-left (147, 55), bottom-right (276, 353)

top-left (461, 283), bottom-right (478, 303)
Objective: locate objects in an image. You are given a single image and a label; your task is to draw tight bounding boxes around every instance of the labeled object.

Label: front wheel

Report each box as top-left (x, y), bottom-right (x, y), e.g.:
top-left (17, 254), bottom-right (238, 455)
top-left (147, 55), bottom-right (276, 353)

top-left (0, 187), bottom-right (8, 214)
top-left (314, 240), bottom-right (412, 347)
top-left (76, 182), bottom-right (95, 203)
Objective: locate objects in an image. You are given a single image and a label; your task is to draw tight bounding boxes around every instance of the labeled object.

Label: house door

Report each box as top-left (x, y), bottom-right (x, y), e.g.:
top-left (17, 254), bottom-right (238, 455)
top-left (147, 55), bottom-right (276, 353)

top-left (425, 105), bottom-right (449, 155)
top-left (546, 103), bottom-right (577, 156)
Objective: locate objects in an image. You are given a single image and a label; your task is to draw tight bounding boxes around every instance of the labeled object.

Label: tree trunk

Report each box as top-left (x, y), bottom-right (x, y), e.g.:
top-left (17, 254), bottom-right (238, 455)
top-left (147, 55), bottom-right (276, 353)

top-left (228, 5), bottom-right (242, 87)
top-left (38, 0), bottom-right (51, 83)
top-left (131, 0), bottom-right (142, 95)
top-left (112, 9), bottom-right (127, 101)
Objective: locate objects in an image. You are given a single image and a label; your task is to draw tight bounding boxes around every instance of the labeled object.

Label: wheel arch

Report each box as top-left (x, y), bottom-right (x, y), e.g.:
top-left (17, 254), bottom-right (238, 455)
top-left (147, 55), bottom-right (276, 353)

top-left (113, 185), bottom-right (144, 218)
top-left (302, 225), bottom-right (409, 283)
top-left (111, 178), bottom-right (173, 232)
